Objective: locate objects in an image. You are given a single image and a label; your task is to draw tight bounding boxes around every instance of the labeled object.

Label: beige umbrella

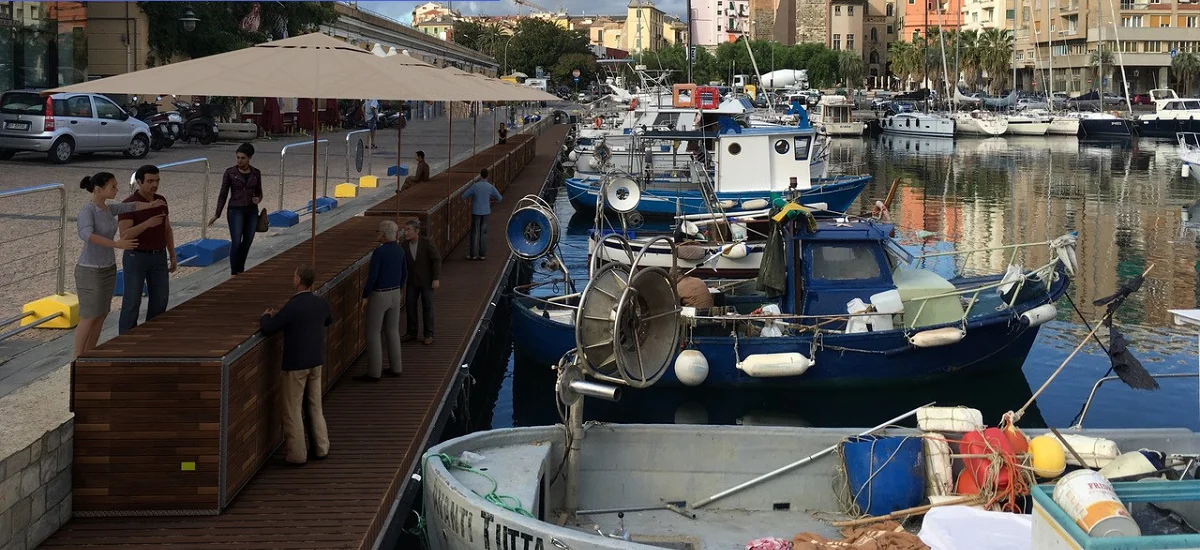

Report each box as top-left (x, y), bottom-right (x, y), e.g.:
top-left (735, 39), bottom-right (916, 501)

top-left (46, 33), bottom-right (493, 268)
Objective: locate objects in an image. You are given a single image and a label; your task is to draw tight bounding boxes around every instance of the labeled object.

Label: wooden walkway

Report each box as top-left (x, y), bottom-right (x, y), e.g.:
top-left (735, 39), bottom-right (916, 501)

top-left (41, 123), bottom-right (570, 549)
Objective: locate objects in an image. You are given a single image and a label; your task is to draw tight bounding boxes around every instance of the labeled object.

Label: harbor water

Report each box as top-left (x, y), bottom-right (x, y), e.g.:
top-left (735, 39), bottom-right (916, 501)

top-left (481, 134), bottom-right (1200, 433)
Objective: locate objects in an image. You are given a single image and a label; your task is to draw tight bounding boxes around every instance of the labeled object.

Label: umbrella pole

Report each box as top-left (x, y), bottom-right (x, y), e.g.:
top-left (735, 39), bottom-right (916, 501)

top-left (472, 101), bottom-right (478, 156)
top-left (446, 103), bottom-right (453, 249)
top-left (311, 98), bottom-right (319, 269)
top-left (395, 103), bottom-right (404, 228)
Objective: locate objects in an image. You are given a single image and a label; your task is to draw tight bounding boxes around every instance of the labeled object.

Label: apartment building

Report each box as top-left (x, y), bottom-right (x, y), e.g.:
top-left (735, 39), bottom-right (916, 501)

top-left (960, 0), bottom-right (1010, 30)
top-left (903, 0), bottom-right (964, 41)
top-left (1012, 0), bottom-right (1200, 94)
top-left (693, 0), bottom-right (752, 44)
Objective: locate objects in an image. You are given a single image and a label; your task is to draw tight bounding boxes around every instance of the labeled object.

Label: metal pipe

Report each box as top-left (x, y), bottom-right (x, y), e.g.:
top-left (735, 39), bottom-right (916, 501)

top-left (0, 312), bottom-right (62, 341)
top-left (1071, 373), bottom-right (1198, 429)
top-left (690, 402), bottom-right (934, 510)
top-left (564, 396), bottom-right (585, 513)
top-left (0, 183), bottom-right (67, 293)
top-left (150, 158), bottom-right (211, 240)
top-left (279, 139), bottom-right (329, 213)
top-left (0, 311), bottom-right (32, 328)
top-left (568, 380), bottom-right (621, 402)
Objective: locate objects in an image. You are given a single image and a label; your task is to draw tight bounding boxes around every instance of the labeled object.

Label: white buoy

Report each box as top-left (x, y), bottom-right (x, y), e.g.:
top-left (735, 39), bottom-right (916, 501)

top-left (720, 242), bottom-right (748, 259)
top-left (1021, 303), bottom-right (1058, 327)
top-left (909, 327), bottom-right (964, 348)
top-left (742, 198), bottom-right (770, 210)
top-left (568, 150), bottom-right (580, 161)
top-left (674, 350), bottom-right (709, 386)
top-left (1183, 163), bottom-right (1191, 179)
top-left (736, 353), bottom-right (813, 377)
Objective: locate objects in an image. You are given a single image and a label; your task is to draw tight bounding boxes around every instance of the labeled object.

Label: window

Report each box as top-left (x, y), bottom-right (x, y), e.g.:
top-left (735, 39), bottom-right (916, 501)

top-left (1122, 15), bottom-right (1143, 26)
top-left (848, 5), bottom-right (855, 14)
top-left (66, 96), bottom-right (91, 117)
top-left (871, 27), bottom-right (878, 41)
top-left (833, 34), bottom-right (841, 49)
top-left (913, 30), bottom-right (920, 41)
top-left (835, 5), bottom-right (842, 14)
top-left (848, 34), bottom-right (855, 50)
top-left (793, 135), bottom-right (812, 161)
top-left (1146, 40), bottom-right (1161, 52)
top-left (94, 97), bottom-right (124, 120)
top-left (870, 50), bottom-right (879, 63)
top-left (887, 2), bottom-right (894, 15)
top-left (887, 24), bottom-right (894, 33)
top-left (809, 243), bottom-right (882, 281)
top-left (1186, 16), bottom-right (1200, 27)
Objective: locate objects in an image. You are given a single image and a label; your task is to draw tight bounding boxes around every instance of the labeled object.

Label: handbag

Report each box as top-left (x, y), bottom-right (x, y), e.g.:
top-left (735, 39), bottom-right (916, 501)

top-left (256, 208), bottom-right (269, 233)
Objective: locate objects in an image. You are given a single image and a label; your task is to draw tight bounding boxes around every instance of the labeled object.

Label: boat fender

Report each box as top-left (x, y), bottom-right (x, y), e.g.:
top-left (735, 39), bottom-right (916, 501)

top-left (908, 327), bottom-right (964, 348)
top-left (1058, 434), bottom-right (1121, 468)
top-left (916, 406), bottom-right (984, 433)
top-left (674, 349), bottom-right (709, 386)
top-left (681, 220), bottom-right (701, 236)
top-left (742, 198), bottom-right (770, 210)
top-left (568, 150), bottom-right (580, 161)
top-left (1021, 303), bottom-right (1058, 328)
top-left (716, 200), bottom-right (737, 210)
top-left (922, 433), bottom-right (954, 497)
top-left (1184, 163), bottom-right (1191, 179)
top-left (720, 242), bottom-right (748, 259)
top-left (1098, 450), bottom-right (1165, 480)
top-left (736, 353), bottom-right (813, 377)
top-left (1029, 434), bottom-right (1067, 478)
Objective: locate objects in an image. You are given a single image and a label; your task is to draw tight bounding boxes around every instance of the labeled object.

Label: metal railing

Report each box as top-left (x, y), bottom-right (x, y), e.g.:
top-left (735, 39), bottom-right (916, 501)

top-left (913, 239), bottom-right (1053, 279)
top-left (1072, 373), bottom-right (1198, 429)
top-left (344, 129), bottom-right (374, 185)
top-left (132, 158), bottom-right (212, 240)
top-left (278, 139), bottom-right (330, 213)
top-left (0, 183), bottom-right (67, 340)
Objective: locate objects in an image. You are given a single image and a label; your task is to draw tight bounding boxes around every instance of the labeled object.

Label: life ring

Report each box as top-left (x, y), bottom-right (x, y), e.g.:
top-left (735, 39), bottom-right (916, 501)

top-left (594, 116), bottom-right (603, 129)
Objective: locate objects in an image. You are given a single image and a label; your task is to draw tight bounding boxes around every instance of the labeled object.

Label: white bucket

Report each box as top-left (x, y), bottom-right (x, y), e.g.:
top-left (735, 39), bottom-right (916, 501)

top-left (1052, 469), bottom-right (1141, 538)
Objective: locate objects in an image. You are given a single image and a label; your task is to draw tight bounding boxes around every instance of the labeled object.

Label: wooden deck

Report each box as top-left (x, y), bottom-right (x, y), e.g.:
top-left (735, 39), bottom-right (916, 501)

top-left (41, 123), bottom-right (569, 548)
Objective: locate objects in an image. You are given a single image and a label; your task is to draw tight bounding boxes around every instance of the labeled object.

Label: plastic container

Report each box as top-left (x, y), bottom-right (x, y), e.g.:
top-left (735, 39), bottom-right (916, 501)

top-left (1032, 479), bottom-right (1200, 549)
top-left (1052, 470), bottom-right (1140, 538)
top-left (916, 406), bottom-right (984, 433)
top-left (842, 435), bottom-right (925, 516)
top-left (870, 289), bottom-right (904, 314)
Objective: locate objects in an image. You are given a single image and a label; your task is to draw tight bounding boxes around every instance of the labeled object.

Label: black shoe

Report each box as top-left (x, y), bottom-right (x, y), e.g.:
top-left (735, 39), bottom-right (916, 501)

top-left (401, 334), bottom-right (417, 342)
top-left (383, 371), bottom-right (401, 378)
top-left (311, 454), bottom-right (329, 461)
top-left (352, 374), bottom-right (381, 382)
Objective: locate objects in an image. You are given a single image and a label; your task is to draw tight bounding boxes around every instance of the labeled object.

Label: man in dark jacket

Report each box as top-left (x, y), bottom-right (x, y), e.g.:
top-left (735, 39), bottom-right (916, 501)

top-left (260, 265), bottom-right (332, 466)
top-left (400, 218), bottom-right (441, 345)
top-left (403, 150), bottom-right (431, 191)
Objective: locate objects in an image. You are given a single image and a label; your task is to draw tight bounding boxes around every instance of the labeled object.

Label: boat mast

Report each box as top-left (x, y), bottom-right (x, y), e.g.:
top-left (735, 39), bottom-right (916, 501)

top-left (1047, 0), bottom-right (1054, 111)
top-left (686, 0), bottom-right (694, 83)
top-left (924, 0), bottom-right (930, 112)
top-left (1102, 0), bottom-right (1134, 115)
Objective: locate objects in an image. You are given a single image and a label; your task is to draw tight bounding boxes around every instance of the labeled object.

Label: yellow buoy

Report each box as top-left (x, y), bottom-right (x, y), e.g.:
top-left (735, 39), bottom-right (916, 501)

top-left (1029, 434), bottom-right (1067, 478)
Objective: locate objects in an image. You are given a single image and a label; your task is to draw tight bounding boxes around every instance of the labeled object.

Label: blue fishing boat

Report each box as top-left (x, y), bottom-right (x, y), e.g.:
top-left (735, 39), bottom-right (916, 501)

top-left (510, 213), bottom-right (1075, 388)
top-left (565, 125), bottom-right (870, 217)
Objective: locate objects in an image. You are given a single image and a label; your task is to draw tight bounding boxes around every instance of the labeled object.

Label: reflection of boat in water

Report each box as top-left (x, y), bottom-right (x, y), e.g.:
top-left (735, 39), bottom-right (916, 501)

top-left (1180, 132), bottom-right (1200, 184)
top-left (877, 132), bottom-right (956, 156)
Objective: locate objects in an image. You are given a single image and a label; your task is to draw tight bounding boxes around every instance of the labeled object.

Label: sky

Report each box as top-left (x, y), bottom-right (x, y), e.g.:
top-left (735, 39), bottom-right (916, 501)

top-left (357, 0), bottom-right (688, 25)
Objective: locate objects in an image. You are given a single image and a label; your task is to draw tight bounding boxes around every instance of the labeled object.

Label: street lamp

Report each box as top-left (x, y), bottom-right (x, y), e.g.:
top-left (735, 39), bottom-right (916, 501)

top-left (180, 6), bottom-right (200, 32)
top-left (503, 36), bottom-right (514, 76)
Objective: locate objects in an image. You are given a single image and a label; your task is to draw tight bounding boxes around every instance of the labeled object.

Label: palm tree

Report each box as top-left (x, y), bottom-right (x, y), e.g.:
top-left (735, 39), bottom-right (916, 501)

top-left (956, 29), bottom-right (982, 91)
top-left (1172, 52), bottom-right (1200, 96)
top-left (888, 41), bottom-right (918, 90)
top-left (839, 51), bottom-right (865, 89)
top-left (1089, 46), bottom-right (1114, 93)
top-left (979, 28), bottom-right (1013, 95)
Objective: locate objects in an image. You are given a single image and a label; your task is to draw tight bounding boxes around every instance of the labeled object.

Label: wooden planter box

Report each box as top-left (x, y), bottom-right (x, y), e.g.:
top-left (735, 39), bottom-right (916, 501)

top-left (71, 218), bottom-right (379, 516)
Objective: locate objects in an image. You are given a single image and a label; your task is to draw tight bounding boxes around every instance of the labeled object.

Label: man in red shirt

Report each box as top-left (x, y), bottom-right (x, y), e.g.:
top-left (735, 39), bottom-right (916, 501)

top-left (117, 165), bottom-right (175, 334)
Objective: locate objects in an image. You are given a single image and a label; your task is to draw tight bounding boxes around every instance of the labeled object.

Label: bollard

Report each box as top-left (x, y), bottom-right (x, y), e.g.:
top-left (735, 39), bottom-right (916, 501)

top-left (116, 159), bottom-right (229, 297)
top-left (344, 129), bottom-right (377, 190)
top-left (270, 139), bottom-right (332, 228)
top-left (2, 183), bottom-right (79, 332)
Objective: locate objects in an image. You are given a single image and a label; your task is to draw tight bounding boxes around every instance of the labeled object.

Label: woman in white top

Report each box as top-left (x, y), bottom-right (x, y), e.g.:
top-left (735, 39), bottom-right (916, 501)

top-left (74, 172), bottom-right (165, 358)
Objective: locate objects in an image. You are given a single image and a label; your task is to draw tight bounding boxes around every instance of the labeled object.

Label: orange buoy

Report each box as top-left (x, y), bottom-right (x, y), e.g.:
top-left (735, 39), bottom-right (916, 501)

top-left (1003, 424), bottom-right (1030, 454)
top-left (959, 428), bottom-right (1016, 491)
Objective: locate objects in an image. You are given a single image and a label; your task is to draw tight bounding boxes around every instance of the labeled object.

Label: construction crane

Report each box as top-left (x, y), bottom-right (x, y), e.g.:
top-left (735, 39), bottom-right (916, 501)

top-left (512, 0), bottom-right (564, 15)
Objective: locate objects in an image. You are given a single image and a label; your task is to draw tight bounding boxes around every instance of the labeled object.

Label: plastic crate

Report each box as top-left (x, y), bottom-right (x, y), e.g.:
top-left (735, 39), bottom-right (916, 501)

top-left (1032, 479), bottom-right (1200, 549)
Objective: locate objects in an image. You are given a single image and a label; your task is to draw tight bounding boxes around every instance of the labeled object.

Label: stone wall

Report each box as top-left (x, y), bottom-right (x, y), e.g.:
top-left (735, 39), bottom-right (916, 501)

top-left (795, 0), bottom-right (828, 45)
top-left (0, 419), bottom-right (72, 550)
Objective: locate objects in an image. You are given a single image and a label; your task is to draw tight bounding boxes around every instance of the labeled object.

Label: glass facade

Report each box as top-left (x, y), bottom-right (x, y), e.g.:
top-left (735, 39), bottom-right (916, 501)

top-left (0, 2), bottom-right (87, 91)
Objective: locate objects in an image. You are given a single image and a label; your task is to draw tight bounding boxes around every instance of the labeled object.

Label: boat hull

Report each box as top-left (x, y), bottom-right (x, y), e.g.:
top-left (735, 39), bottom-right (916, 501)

top-left (1135, 118), bottom-right (1200, 139)
top-left (816, 122), bottom-right (865, 136)
top-left (564, 175), bottom-right (870, 217)
top-left (1048, 118), bottom-right (1080, 136)
top-left (588, 233), bottom-right (764, 278)
top-left (1079, 117), bottom-right (1131, 139)
top-left (1006, 121), bottom-right (1050, 136)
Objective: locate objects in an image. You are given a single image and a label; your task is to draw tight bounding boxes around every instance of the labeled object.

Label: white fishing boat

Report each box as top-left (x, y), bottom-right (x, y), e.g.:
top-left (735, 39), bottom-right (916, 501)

top-left (1180, 132), bottom-right (1200, 184)
top-left (881, 112), bottom-right (955, 138)
top-left (810, 96), bottom-right (864, 137)
top-left (954, 110), bottom-right (1008, 136)
top-left (1005, 112), bottom-right (1050, 136)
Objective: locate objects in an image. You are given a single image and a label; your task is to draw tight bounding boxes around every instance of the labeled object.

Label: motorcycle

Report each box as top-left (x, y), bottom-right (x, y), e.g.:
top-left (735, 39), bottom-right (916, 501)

top-left (171, 98), bottom-right (219, 145)
top-left (127, 96), bottom-right (174, 151)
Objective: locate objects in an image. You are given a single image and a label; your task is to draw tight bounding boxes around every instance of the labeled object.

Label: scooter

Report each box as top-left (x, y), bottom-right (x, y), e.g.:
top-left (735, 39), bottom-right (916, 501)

top-left (127, 96), bottom-right (174, 151)
top-left (171, 98), bottom-right (219, 145)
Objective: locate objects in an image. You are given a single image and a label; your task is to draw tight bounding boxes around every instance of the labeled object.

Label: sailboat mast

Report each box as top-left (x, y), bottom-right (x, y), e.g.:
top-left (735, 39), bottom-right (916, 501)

top-left (1047, 0), bottom-right (1054, 109)
top-left (924, 0), bottom-right (930, 111)
top-left (686, 0), bottom-right (694, 83)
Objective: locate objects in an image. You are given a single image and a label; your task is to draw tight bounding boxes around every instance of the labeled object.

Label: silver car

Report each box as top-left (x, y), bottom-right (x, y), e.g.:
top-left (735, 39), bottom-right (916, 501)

top-left (0, 90), bottom-right (151, 164)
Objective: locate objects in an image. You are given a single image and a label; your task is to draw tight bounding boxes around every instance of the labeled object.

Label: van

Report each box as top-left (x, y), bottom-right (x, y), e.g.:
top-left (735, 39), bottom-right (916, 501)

top-left (0, 90), bottom-right (152, 164)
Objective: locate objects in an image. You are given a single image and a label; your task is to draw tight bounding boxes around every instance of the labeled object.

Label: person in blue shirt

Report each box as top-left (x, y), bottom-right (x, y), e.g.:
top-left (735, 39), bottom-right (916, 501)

top-left (463, 168), bottom-right (502, 260)
top-left (355, 220), bottom-right (408, 382)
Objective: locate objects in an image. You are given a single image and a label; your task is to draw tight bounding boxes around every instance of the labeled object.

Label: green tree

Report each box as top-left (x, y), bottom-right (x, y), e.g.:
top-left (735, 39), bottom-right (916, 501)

top-left (138, 1), bottom-right (339, 64)
top-left (503, 19), bottom-right (590, 83)
top-left (552, 53), bottom-right (599, 88)
top-left (452, 20), bottom-right (488, 53)
top-left (839, 51), bottom-right (865, 89)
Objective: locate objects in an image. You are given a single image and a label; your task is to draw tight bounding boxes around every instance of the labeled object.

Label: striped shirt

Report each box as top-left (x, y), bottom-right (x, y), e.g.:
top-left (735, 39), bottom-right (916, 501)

top-left (77, 202), bottom-right (137, 268)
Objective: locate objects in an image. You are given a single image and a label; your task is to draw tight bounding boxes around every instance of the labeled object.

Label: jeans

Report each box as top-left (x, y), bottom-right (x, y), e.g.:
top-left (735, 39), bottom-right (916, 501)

top-left (366, 288), bottom-right (403, 376)
top-left (469, 214), bottom-right (489, 258)
top-left (227, 205), bottom-right (258, 275)
top-left (405, 284), bottom-right (435, 338)
top-left (118, 250), bottom-right (169, 335)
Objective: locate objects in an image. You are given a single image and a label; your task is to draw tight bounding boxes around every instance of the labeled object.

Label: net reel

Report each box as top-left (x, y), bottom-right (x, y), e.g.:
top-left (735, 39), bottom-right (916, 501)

top-left (574, 237), bottom-right (682, 389)
top-left (507, 194), bottom-right (560, 261)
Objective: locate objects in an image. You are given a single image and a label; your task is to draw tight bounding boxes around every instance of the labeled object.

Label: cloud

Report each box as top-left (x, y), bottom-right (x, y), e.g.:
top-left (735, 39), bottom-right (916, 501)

top-left (357, 0), bottom-right (687, 24)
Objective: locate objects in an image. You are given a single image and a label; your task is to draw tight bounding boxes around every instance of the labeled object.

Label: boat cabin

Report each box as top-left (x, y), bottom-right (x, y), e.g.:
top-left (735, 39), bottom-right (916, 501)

top-left (777, 219), bottom-right (969, 330)
top-left (635, 126), bottom-right (818, 192)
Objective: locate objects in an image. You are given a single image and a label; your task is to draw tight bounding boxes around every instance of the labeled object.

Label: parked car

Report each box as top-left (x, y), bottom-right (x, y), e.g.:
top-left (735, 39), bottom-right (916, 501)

top-left (0, 90), bottom-right (151, 164)
top-left (1131, 93), bottom-right (1153, 105)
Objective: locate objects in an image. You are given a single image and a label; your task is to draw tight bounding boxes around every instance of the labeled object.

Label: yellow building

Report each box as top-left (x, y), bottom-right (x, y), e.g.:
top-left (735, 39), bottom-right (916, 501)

top-left (624, 0), bottom-right (667, 53)
top-left (414, 15), bottom-right (456, 41)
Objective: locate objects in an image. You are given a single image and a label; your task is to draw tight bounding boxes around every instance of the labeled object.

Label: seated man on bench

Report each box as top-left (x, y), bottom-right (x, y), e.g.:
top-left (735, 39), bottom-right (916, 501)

top-left (402, 150), bottom-right (431, 191)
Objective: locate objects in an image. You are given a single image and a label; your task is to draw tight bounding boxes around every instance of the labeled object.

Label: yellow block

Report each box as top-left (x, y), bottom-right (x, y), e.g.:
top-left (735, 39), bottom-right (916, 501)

top-left (359, 175), bottom-right (379, 188)
top-left (181, 461), bottom-right (196, 471)
top-left (22, 293), bottom-right (79, 329)
top-left (334, 183), bottom-right (358, 198)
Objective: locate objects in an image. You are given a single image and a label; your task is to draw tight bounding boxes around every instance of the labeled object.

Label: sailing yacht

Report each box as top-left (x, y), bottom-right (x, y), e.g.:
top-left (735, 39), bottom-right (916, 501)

top-left (1005, 111), bottom-right (1051, 135)
top-left (954, 109), bottom-right (1009, 136)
